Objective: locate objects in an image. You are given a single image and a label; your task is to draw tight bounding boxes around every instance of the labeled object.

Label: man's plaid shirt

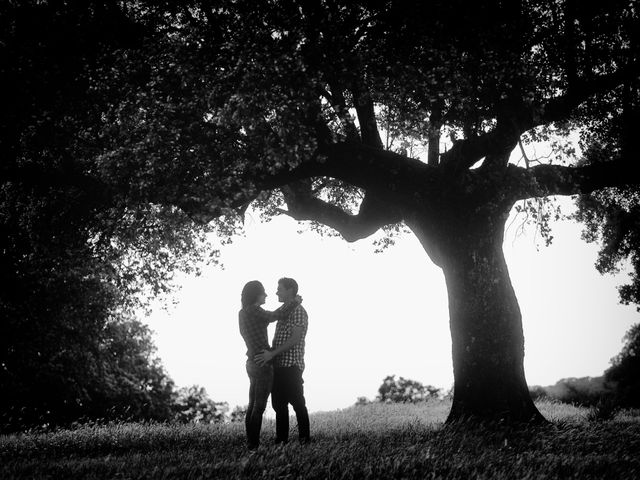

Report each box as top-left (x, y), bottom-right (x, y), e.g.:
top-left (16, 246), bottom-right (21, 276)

top-left (272, 304), bottom-right (308, 370)
top-left (239, 303), bottom-right (297, 359)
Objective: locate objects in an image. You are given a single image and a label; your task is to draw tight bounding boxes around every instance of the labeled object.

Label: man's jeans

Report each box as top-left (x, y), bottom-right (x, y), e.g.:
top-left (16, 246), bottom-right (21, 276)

top-left (271, 366), bottom-right (310, 443)
top-left (245, 360), bottom-right (273, 448)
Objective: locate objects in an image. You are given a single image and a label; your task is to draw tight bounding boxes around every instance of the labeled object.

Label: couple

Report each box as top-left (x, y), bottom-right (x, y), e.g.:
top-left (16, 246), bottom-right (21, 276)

top-left (238, 277), bottom-right (310, 450)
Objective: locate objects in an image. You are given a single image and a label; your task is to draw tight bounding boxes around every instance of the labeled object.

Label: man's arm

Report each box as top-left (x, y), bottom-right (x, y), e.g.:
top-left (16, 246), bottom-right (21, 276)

top-left (254, 325), bottom-right (304, 366)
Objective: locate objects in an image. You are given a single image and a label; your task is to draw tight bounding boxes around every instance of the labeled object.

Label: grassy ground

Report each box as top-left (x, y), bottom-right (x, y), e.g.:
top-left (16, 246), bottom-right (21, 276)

top-left (1, 400), bottom-right (639, 479)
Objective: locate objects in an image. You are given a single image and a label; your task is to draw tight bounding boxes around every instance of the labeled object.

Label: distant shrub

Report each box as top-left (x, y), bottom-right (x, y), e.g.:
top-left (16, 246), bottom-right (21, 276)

top-left (172, 386), bottom-right (228, 424)
top-left (376, 375), bottom-right (441, 403)
top-left (229, 405), bottom-right (247, 423)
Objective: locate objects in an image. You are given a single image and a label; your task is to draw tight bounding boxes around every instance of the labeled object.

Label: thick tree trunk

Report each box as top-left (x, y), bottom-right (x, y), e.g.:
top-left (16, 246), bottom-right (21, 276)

top-left (411, 213), bottom-right (546, 424)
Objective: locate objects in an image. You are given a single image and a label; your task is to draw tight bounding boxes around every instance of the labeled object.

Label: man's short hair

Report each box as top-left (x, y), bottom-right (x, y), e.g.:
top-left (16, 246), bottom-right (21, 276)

top-left (278, 277), bottom-right (298, 296)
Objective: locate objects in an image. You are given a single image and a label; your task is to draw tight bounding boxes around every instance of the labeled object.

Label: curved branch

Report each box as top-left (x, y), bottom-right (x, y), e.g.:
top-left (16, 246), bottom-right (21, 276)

top-left (280, 181), bottom-right (402, 242)
top-left (439, 67), bottom-right (638, 175)
top-left (261, 142), bottom-right (437, 196)
top-left (178, 142), bottom-right (437, 226)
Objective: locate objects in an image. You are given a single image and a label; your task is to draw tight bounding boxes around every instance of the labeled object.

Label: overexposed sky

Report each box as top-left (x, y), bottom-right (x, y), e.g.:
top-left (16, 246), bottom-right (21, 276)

top-left (145, 197), bottom-right (638, 414)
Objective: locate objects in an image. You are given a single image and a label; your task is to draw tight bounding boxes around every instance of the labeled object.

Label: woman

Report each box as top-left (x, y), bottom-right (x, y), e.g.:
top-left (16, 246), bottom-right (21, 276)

top-left (238, 280), bottom-right (300, 450)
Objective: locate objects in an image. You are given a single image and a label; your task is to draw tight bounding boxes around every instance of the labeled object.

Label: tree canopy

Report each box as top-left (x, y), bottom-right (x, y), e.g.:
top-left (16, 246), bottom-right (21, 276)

top-left (2, 0), bottom-right (639, 423)
top-left (0, 0), bottom-right (211, 431)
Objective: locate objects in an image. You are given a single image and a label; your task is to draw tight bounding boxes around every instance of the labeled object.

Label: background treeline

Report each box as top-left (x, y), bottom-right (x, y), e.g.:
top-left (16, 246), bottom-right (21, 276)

top-left (529, 323), bottom-right (640, 412)
top-left (358, 323), bottom-right (639, 414)
top-left (355, 375), bottom-right (443, 406)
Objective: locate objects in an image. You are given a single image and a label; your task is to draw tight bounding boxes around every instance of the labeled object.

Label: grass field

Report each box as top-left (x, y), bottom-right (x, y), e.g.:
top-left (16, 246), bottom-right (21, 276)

top-left (1, 400), bottom-right (639, 479)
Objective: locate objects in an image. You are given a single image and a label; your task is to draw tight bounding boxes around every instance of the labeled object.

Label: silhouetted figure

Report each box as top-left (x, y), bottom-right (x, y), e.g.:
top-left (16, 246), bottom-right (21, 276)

top-left (255, 277), bottom-right (310, 445)
top-left (238, 280), bottom-right (299, 450)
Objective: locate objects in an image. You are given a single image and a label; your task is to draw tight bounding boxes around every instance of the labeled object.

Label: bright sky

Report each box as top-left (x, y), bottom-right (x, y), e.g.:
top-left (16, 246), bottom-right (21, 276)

top-left (145, 197), bottom-right (638, 414)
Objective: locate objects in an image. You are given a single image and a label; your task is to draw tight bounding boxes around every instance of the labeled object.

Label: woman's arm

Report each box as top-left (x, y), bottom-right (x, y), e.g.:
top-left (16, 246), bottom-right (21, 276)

top-left (249, 296), bottom-right (301, 324)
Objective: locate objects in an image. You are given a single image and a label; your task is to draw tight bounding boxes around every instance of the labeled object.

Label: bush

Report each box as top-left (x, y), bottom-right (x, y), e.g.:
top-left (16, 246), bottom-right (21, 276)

top-left (376, 375), bottom-right (441, 403)
top-left (229, 405), bottom-right (247, 423)
top-left (172, 386), bottom-right (228, 424)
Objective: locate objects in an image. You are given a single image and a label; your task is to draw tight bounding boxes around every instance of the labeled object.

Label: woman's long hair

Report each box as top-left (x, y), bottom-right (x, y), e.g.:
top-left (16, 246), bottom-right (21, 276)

top-left (241, 280), bottom-right (265, 309)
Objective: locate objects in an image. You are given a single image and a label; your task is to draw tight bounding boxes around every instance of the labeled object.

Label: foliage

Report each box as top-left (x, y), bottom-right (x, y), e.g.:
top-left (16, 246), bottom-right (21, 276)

top-left (60, 0), bottom-right (639, 238)
top-left (605, 323), bottom-right (640, 408)
top-left (2, 0), bottom-right (639, 424)
top-left (1, 401), bottom-right (640, 479)
top-left (572, 12), bottom-right (640, 308)
top-left (173, 386), bottom-right (229, 424)
top-left (229, 405), bottom-right (248, 424)
top-left (376, 375), bottom-right (441, 403)
top-left (575, 187), bottom-right (640, 308)
top-left (528, 377), bottom-right (613, 407)
top-left (0, 311), bottom-right (176, 432)
top-left (0, 1), bottom-right (221, 431)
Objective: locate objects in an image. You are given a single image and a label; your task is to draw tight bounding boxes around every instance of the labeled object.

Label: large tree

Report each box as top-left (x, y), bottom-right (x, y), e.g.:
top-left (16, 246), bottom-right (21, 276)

top-left (6, 1), bottom-right (640, 423)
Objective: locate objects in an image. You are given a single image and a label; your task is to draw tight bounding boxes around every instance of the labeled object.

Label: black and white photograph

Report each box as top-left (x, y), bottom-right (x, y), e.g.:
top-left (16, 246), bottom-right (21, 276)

top-left (1, 1), bottom-right (639, 478)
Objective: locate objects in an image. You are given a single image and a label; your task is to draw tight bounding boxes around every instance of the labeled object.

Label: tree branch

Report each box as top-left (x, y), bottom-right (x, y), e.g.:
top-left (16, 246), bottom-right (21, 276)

top-left (510, 158), bottom-right (640, 200)
top-left (327, 81), bottom-right (360, 142)
top-left (439, 123), bottom-right (519, 173)
top-left (259, 142), bottom-right (436, 198)
top-left (427, 101), bottom-right (443, 166)
top-left (173, 191), bottom-right (251, 225)
top-left (439, 67), bottom-right (637, 175)
top-left (280, 181), bottom-right (402, 242)
top-left (351, 84), bottom-right (384, 149)
top-left (176, 142), bottom-right (436, 226)
top-left (479, 151), bottom-right (513, 173)
top-left (535, 68), bottom-right (637, 126)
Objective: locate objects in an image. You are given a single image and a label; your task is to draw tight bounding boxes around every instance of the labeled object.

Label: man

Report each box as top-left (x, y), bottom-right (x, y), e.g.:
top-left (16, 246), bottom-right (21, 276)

top-left (254, 277), bottom-right (310, 445)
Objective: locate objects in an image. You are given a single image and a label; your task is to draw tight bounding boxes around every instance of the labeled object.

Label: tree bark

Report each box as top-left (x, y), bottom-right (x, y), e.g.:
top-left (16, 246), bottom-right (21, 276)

top-left (413, 211), bottom-right (546, 424)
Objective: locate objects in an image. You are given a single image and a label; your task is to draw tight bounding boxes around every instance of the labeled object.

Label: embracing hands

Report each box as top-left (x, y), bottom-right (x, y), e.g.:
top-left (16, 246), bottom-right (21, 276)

top-left (254, 350), bottom-right (274, 366)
